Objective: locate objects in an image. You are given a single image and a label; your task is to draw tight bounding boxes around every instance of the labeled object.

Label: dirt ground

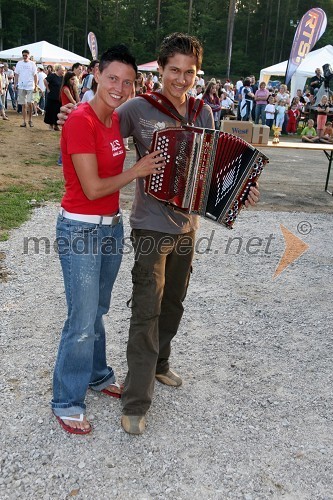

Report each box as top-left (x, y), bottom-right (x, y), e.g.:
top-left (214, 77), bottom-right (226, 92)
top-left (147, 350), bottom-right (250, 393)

top-left (1, 107), bottom-right (333, 214)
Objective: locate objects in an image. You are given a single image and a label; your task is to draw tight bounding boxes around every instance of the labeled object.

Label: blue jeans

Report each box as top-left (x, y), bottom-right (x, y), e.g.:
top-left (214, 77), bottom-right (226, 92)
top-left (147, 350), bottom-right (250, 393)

top-left (255, 104), bottom-right (266, 124)
top-left (52, 214), bottom-right (124, 417)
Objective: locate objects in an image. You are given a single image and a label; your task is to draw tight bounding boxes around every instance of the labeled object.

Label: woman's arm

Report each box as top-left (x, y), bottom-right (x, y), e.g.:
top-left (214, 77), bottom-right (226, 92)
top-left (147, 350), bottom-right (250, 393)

top-left (63, 87), bottom-right (77, 105)
top-left (72, 150), bottom-right (165, 200)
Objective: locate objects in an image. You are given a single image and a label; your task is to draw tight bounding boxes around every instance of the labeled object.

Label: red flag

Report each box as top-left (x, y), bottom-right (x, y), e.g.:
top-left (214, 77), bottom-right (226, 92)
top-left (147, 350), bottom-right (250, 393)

top-left (87, 32), bottom-right (98, 60)
top-left (285, 8), bottom-right (327, 85)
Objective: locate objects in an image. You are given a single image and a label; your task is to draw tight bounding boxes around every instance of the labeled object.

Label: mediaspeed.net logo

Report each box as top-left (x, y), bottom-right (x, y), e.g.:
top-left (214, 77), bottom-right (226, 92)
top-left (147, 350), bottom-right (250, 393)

top-left (273, 223), bottom-right (310, 279)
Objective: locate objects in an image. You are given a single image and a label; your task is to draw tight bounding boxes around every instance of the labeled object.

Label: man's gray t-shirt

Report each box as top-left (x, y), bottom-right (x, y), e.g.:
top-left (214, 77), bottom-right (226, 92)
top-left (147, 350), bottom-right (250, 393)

top-left (117, 97), bottom-right (214, 234)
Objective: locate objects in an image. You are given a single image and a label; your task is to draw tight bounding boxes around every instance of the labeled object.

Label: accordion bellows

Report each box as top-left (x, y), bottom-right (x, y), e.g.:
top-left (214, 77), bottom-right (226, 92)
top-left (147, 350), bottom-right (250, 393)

top-left (145, 125), bottom-right (269, 228)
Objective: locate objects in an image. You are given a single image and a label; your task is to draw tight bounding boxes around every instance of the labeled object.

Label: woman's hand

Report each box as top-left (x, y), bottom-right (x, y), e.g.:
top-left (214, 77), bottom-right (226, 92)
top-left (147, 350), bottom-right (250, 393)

top-left (131, 150), bottom-right (166, 178)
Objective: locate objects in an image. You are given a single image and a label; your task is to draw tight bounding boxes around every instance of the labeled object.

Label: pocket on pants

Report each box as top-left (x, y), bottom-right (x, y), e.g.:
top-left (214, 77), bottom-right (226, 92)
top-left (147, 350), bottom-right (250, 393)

top-left (131, 262), bottom-right (161, 319)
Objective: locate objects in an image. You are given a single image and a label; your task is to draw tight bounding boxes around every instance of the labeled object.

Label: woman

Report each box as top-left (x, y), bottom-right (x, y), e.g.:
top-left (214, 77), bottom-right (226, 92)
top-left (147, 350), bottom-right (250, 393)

top-left (202, 81), bottom-right (221, 129)
top-left (44, 64), bottom-right (65, 130)
top-left (51, 45), bottom-right (164, 435)
top-left (135, 72), bottom-right (146, 95)
top-left (60, 71), bottom-right (78, 105)
top-left (316, 94), bottom-right (330, 138)
top-left (240, 78), bottom-right (254, 121)
top-left (254, 81), bottom-right (269, 124)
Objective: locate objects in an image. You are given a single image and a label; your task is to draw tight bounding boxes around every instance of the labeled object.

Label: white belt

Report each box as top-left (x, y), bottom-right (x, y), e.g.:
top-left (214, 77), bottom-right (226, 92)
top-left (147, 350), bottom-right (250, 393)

top-left (60, 208), bottom-right (122, 226)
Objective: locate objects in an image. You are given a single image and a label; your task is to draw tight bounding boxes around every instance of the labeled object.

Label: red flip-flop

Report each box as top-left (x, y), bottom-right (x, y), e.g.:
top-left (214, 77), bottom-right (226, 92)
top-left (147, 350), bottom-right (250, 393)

top-left (55, 414), bottom-right (92, 435)
top-left (101, 382), bottom-right (123, 399)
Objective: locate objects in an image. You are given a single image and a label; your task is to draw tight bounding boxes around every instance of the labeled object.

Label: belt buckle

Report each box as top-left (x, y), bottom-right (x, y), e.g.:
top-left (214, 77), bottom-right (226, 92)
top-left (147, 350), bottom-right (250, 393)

top-left (112, 213), bottom-right (121, 226)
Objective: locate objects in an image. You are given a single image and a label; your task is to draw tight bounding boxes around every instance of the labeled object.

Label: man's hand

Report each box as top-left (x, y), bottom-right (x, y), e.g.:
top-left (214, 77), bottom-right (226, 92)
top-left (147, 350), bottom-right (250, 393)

top-left (244, 183), bottom-right (260, 208)
top-left (57, 102), bottom-right (78, 125)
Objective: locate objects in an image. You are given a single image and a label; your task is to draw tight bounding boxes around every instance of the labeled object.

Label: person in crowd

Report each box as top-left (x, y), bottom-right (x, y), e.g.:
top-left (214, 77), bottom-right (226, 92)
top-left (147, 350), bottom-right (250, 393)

top-left (60, 71), bottom-right (79, 105)
top-left (275, 99), bottom-right (286, 130)
top-left (275, 84), bottom-right (290, 134)
top-left (316, 94), bottom-right (330, 138)
top-left (264, 95), bottom-right (276, 129)
top-left (196, 84), bottom-right (203, 99)
top-left (0, 64), bottom-right (8, 107)
top-left (286, 103), bottom-right (300, 134)
top-left (220, 90), bottom-right (234, 119)
top-left (36, 65), bottom-right (46, 114)
top-left (14, 49), bottom-right (38, 127)
top-left (135, 72), bottom-right (146, 95)
top-left (3, 63), bottom-right (16, 110)
top-left (144, 73), bottom-right (154, 93)
top-left (309, 67), bottom-right (324, 96)
top-left (249, 75), bottom-right (258, 121)
top-left (0, 64), bottom-right (9, 117)
top-left (254, 81), bottom-right (270, 124)
top-left (301, 119), bottom-right (319, 142)
top-left (58, 33), bottom-right (260, 437)
top-left (81, 60), bottom-right (99, 97)
top-left (319, 121), bottom-right (333, 143)
top-left (240, 77), bottom-right (254, 121)
top-left (202, 80), bottom-right (221, 129)
top-left (81, 78), bottom-right (98, 103)
top-left (71, 62), bottom-right (83, 102)
top-left (0, 90), bottom-right (9, 120)
top-left (52, 44), bottom-right (164, 435)
top-left (44, 64), bottom-right (65, 131)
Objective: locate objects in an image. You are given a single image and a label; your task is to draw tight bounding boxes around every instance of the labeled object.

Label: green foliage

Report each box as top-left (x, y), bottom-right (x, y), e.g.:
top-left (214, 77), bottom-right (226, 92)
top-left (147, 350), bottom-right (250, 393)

top-left (1, 0), bottom-right (333, 78)
top-left (0, 181), bottom-right (64, 238)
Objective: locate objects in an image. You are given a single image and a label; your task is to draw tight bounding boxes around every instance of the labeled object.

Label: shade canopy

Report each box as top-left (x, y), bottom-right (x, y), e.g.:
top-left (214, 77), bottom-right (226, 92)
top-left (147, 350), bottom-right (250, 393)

top-left (259, 44), bottom-right (333, 97)
top-left (137, 59), bottom-right (204, 75)
top-left (0, 41), bottom-right (90, 66)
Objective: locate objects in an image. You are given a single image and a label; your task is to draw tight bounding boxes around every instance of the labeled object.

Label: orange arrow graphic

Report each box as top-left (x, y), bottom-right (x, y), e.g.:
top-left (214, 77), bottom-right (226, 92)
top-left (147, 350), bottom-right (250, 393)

top-left (273, 224), bottom-right (309, 279)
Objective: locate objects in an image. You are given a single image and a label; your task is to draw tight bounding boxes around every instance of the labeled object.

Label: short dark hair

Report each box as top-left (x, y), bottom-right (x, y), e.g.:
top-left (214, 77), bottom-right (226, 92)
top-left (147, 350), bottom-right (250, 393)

top-left (22, 49), bottom-right (30, 55)
top-left (72, 62), bottom-right (82, 71)
top-left (157, 32), bottom-right (203, 70)
top-left (98, 44), bottom-right (137, 74)
top-left (88, 59), bottom-right (100, 71)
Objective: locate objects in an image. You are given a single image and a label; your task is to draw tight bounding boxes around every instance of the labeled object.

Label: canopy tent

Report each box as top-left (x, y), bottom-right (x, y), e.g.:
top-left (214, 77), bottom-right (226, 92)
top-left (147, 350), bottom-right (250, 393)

top-left (259, 44), bottom-right (333, 98)
top-left (0, 41), bottom-right (90, 66)
top-left (137, 60), bottom-right (159, 72)
top-left (137, 59), bottom-right (204, 75)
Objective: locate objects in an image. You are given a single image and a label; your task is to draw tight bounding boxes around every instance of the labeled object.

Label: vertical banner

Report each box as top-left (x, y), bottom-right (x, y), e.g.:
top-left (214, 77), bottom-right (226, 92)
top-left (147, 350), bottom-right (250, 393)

top-left (285, 8), bottom-right (327, 85)
top-left (87, 32), bottom-right (98, 60)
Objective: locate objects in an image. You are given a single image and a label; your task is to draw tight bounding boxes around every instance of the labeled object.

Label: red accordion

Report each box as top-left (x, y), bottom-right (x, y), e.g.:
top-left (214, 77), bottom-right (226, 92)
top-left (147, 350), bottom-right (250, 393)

top-left (145, 125), bottom-right (268, 228)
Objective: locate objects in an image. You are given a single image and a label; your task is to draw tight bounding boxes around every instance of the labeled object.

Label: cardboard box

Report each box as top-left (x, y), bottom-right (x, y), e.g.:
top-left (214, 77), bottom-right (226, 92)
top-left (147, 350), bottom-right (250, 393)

top-left (251, 124), bottom-right (270, 145)
top-left (220, 120), bottom-right (253, 143)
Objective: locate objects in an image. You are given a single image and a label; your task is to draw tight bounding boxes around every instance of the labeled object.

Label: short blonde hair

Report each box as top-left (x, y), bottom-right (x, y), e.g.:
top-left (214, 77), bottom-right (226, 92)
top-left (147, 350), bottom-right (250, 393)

top-left (54, 64), bottom-right (65, 72)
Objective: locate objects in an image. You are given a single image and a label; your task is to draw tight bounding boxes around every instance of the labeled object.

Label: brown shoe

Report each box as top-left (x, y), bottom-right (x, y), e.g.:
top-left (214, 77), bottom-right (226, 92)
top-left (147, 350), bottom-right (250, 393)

top-left (121, 415), bottom-right (146, 435)
top-left (155, 369), bottom-right (182, 387)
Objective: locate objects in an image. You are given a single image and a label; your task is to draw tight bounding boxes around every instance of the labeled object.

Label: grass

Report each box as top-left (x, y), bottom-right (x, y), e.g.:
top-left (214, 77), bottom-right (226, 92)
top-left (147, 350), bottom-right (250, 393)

top-left (0, 180), bottom-right (64, 241)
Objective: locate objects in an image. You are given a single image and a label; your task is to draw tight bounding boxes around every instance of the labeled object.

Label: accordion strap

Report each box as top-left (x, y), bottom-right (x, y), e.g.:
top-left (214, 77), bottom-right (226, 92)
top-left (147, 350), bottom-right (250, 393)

top-left (138, 92), bottom-right (204, 126)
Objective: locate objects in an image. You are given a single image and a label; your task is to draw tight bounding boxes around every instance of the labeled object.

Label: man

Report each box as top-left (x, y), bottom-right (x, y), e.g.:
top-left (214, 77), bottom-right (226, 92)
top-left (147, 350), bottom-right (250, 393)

top-left (14, 49), bottom-right (37, 127)
top-left (0, 64), bottom-right (8, 108)
top-left (3, 63), bottom-right (16, 110)
top-left (81, 60), bottom-right (99, 96)
top-left (36, 65), bottom-right (46, 113)
top-left (309, 68), bottom-right (324, 96)
top-left (58, 33), bottom-right (259, 436)
top-left (117, 34), bottom-right (258, 435)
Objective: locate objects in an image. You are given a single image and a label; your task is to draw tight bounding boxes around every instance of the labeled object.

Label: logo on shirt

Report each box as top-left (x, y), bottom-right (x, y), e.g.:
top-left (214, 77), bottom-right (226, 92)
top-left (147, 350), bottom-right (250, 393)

top-left (110, 140), bottom-right (123, 156)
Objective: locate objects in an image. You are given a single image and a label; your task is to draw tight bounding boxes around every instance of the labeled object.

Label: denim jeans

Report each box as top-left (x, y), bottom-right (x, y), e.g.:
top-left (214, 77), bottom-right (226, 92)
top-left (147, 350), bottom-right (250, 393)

top-left (5, 82), bottom-right (16, 109)
top-left (255, 104), bottom-right (266, 124)
top-left (122, 229), bottom-right (195, 416)
top-left (52, 214), bottom-right (124, 417)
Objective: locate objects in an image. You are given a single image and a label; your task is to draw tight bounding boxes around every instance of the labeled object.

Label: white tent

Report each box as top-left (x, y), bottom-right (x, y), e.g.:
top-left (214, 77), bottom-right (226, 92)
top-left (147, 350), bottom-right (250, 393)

top-left (137, 59), bottom-right (204, 75)
top-left (0, 41), bottom-right (90, 66)
top-left (259, 44), bottom-right (333, 98)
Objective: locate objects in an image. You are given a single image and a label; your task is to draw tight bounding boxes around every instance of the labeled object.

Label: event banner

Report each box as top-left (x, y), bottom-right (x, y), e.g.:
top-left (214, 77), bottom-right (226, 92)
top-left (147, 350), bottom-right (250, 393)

top-left (285, 8), bottom-right (327, 85)
top-left (87, 32), bottom-right (98, 60)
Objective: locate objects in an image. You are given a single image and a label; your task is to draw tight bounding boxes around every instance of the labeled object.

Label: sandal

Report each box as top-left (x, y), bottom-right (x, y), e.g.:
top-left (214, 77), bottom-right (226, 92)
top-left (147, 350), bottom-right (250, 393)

top-left (54, 413), bottom-right (92, 435)
top-left (101, 381), bottom-right (123, 399)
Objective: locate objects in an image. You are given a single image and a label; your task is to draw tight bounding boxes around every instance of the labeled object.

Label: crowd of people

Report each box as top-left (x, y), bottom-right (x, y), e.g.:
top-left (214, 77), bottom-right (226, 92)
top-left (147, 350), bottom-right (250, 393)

top-left (1, 51), bottom-right (331, 143)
